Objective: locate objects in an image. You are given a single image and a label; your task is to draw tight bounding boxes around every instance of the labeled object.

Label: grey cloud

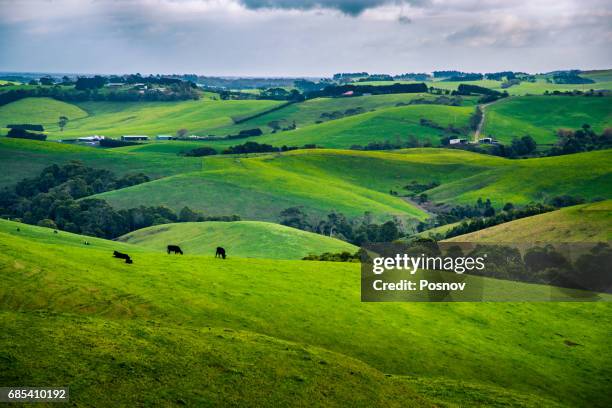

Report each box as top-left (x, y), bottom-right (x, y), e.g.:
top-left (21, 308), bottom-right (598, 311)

top-left (239, 0), bottom-right (425, 16)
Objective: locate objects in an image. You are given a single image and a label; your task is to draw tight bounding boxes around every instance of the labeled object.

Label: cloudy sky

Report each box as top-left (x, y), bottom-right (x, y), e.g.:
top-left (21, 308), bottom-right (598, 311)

top-left (1, 0), bottom-right (611, 76)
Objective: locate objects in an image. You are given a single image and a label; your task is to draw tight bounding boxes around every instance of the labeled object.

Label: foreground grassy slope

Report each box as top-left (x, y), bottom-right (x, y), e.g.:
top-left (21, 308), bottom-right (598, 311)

top-left (445, 200), bottom-right (612, 243)
top-left (0, 221), bottom-right (610, 407)
top-left (0, 138), bottom-right (201, 187)
top-left (483, 96), bottom-right (612, 144)
top-left (118, 221), bottom-right (357, 259)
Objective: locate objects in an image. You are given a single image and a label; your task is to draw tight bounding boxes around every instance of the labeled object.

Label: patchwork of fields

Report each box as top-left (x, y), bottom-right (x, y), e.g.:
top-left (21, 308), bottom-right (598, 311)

top-left (1, 70), bottom-right (611, 407)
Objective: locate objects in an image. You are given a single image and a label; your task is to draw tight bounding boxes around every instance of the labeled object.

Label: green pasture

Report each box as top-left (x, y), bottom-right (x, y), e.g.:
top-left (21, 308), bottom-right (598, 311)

top-left (445, 200), bottom-right (612, 242)
top-left (0, 220), bottom-right (610, 407)
top-left (483, 96), bottom-right (612, 144)
top-left (118, 221), bottom-right (357, 259)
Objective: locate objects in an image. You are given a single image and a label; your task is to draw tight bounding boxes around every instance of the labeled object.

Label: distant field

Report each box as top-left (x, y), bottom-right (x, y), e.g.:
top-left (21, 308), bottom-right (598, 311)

top-left (483, 96), bottom-right (612, 144)
top-left (94, 148), bottom-right (612, 222)
top-left (445, 200), bottom-right (612, 242)
top-left (0, 97), bottom-right (284, 140)
top-left (209, 93), bottom-right (478, 136)
top-left (0, 97), bottom-right (88, 131)
top-left (0, 138), bottom-right (201, 187)
top-left (428, 149), bottom-right (612, 206)
top-left (352, 76), bottom-right (612, 95)
top-left (1, 219), bottom-right (610, 407)
top-left (118, 221), bottom-right (357, 259)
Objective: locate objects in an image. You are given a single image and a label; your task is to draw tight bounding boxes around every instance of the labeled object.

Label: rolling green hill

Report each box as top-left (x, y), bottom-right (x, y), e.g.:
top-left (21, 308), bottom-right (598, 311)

top-left (0, 219), bottom-right (610, 407)
top-left (0, 97), bottom-right (88, 131)
top-left (0, 98), bottom-right (284, 140)
top-left (426, 149), bottom-right (612, 206)
top-left (118, 221), bottom-right (357, 259)
top-left (115, 102), bottom-right (475, 152)
top-left (95, 148), bottom-right (612, 222)
top-left (445, 200), bottom-right (612, 243)
top-left (95, 149), bottom-right (505, 222)
top-left (482, 96), bottom-right (612, 144)
top-left (0, 138), bottom-right (201, 187)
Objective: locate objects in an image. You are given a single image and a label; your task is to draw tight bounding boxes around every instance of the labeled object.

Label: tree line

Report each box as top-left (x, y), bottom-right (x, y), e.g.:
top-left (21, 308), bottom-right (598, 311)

top-left (0, 162), bottom-right (239, 239)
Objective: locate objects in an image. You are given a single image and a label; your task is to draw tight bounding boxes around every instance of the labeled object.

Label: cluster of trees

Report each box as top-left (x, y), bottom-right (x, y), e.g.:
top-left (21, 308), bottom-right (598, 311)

top-left (307, 83), bottom-right (428, 98)
top-left (350, 135), bottom-right (434, 151)
top-left (443, 73), bottom-right (483, 82)
top-left (258, 88), bottom-right (305, 101)
top-left (75, 76), bottom-right (108, 90)
top-left (548, 125), bottom-right (612, 156)
top-left (226, 128), bottom-right (263, 139)
top-left (222, 141), bottom-right (305, 154)
top-left (550, 71), bottom-right (594, 84)
top-left (6, 128), bottom-right (46, 141)
top-left (485, 71), bottom-right (518, 80)
top-left (0, 81), bottom-right (198, 106)
top-left (302, 250), bottom-right (362, 262)
top-left (318, 107), bottom-right (365, 122)
top-left (416, 197), bottom-right (504, 233)
top-left (443, 203), bottom-right (555, 239)
top-left (180, 146), bottom-right (218, 157)
top-left (489, 135), bottom-right (537, 157)
top-left (0, 162), bottom-right (239, 239)
top-left (456, 84), bottom-right (505, 97)
top-left (279, 207), bottom-right (406, 245)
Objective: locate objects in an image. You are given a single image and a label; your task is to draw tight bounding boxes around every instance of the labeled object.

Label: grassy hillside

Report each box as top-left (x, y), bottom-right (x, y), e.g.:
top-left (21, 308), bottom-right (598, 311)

top-left (483, 96), bottom-right (612, 144)
top-left (445, 200), bottom-right (612, 243)
top-left (119, 103), bottom-right (475, 152)
top-left (427, 149), bottom-right (612, 207)
top-left (0, 98), bottom-right (284, 140)
top-left (0, 220), bottom-right (610, 407)
top-left (0, 138), bottom-right (201, 187)
top-left (0, 97), bottom-right (88, 131)
top-left (95, 148), bottom-right (611, 222)
top-left (118, 221), bottom-right (357, 259)
top-left (95, 149), bottom-right (506, 222)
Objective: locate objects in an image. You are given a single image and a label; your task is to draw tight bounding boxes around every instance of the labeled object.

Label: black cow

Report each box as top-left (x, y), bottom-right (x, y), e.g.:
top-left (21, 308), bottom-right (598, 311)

top-left (167, 245), bottom-right (183, 255)
top-left (113, 250), bottom-right (133, 264)
top-left (215, 247), bottom-right (226, 259)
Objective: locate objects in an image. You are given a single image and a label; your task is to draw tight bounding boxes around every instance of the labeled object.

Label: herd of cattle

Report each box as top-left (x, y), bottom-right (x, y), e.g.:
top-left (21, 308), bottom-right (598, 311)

top-left (15, 226), bottom-right (226, 265)
top-left (112, 245), bottom-right (227, 264)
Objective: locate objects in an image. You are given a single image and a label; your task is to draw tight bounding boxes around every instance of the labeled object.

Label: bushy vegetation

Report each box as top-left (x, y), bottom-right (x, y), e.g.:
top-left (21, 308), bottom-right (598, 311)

top-left (6, 127), bottom-right (46, 141)
top-left (0, 162), bottom-right (237, 239)
top-left (180, 146), bottom-right (218, 157)
top-left (548, 125), bottom-right (612, 156)
top-left (280, 207), bottom-right (405, 245)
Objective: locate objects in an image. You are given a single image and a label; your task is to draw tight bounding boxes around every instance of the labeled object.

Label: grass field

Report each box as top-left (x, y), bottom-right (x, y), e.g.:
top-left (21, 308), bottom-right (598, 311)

top-left (116, 103), bottom-right (474, 152)
top-left (1, 219), bottom-right (611, 406)
top-left (0, 97), bottom-right (88, 131)
top-left (0, 97), bottom-right (284, 140)
top-left (94, 148), bottom-right (612, 222)
top-left (0, 138), bottom-right (202, 187)
top-left (118, 221), bottom-right (357, 259)
top-left (483, 96), bottom-right (612, 144)
top-left (445, 200), bottom-right (612, 242)
top-left (353, 72), bottom-right (612, 95)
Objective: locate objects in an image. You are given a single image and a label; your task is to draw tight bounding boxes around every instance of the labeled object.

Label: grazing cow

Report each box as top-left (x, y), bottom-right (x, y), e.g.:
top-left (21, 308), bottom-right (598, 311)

top-left (53, 230), bottom-right (58, 234)
top-left (113, 250), bottom-right (133, 264)
top-left (215, 247), bottom-right (226, 259)
top-left (167, 245), bottom-right (183, 255)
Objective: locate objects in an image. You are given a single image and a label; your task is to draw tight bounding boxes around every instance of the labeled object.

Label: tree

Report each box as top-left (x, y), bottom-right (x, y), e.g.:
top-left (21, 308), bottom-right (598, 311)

top-left (378, 221), bottom-right (399, 242)
top-left (179, 206), bottom-right (201, 222)
top-left (37, 218), bottom-right (57, 229)
top-left (176, 128), bottom-right (189, 138)
top-left (58, 116), bottom-right (68, 131)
